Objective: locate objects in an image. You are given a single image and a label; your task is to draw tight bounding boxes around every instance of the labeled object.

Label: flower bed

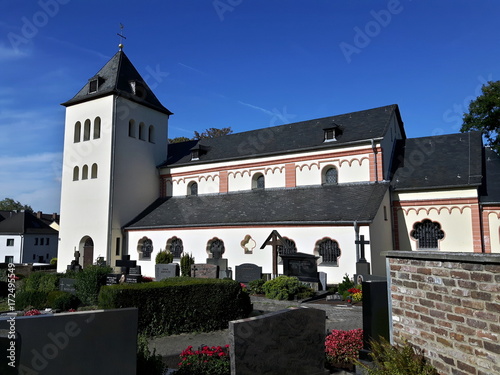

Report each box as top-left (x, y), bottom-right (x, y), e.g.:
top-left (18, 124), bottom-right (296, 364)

top-left (325, 329), bottom-right (363, 370)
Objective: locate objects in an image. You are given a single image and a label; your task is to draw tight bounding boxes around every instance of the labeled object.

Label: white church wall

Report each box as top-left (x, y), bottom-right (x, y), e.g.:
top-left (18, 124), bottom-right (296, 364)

top-left (487, 212), bottom-right (500, 253)
top-left (296, 163), bottom-right (321, 186)
top-left (262, 166), bottom-right (285, 188)
top-left (127, 225), bottom-right (360, 284)
top-left (369, 191), bottom-right (393, 276)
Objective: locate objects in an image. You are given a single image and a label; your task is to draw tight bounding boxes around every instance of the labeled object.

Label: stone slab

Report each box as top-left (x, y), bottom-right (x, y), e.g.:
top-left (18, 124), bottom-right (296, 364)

top-left (129, 266), bottom-right (142, 276)
top-left (59, 278), bottom-right (76, 294)
top-left (281, 252), bottom-right (320, 283)
top-left (106, 274), bottom-right (121, 285)
top-left (191, 263), bottom-right (218, 279)
top-left (235, 263), bottom-right (262, 284)
top-left (319, 271), bottom-right (327, 291)
top-left (0, 308), bottom-right (138, 375)
top-left (229, 307), bottom-right (328, 375)
top-left (155, 263), bottom-right (179, 281)
top-left (207, 258), bottom-right (228, 270)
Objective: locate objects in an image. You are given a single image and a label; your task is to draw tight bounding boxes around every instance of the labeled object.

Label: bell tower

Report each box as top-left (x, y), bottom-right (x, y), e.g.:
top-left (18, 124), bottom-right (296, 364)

top-left (57, 47), bottom-right (172, 272)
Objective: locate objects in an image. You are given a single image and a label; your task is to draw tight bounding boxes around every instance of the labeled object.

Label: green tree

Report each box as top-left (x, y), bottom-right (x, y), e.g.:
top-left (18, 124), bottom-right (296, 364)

top-left (0, 198), bottom-right (33, 212)
top-left (168, 136), bottom-right (192, 143)
top-left (461, 80), bottom-right (500, 153)
top-left (194, 127), bottom-right (232, 139)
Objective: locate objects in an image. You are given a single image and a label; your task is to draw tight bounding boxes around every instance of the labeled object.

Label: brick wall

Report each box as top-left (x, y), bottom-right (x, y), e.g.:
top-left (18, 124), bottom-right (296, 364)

top-left (385, 251), bottom-right (500, 375)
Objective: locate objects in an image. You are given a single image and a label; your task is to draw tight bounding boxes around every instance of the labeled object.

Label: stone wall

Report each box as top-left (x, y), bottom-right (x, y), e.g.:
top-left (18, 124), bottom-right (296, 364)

top-left (385, 251), bottom-right (500, 375)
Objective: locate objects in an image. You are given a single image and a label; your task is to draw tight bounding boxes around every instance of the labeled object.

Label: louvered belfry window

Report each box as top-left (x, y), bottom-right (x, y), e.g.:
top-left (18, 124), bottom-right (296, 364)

top-left (319, 239), bottom-right (341, 264)
top-left (410, 219), bottom-right (445, 249)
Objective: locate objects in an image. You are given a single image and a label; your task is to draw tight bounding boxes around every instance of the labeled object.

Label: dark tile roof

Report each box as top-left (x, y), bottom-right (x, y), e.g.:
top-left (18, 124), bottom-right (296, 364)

top-left (0, 211), bottom-right (58, 235)
top-left (480, 148), bottom-right (500, 204)
top-left (125, 182), bottom-right (389, 230)
top-left (62, 51), bottom-right (172, 115)
top-left (164, 104), bottom-right (403, 166)
top-left (391, 132), bottom-right (483, 191)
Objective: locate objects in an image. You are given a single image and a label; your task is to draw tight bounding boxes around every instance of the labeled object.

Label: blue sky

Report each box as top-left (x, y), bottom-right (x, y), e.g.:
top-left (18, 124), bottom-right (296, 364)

top-left (1, 0), bottom-right (499, 214)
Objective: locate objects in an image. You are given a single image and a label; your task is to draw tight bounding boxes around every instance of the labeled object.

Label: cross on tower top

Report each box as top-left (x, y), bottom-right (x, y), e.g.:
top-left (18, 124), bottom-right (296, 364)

top-left (117, 23), bottom-right (127, 50)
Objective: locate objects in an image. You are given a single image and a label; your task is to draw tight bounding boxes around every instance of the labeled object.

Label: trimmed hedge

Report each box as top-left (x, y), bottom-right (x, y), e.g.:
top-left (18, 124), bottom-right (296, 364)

top-left (15, 291), bottom-right (48, 310)
top-left (24, 271), bottom-right (61, 293)
top-left (47, 291), bottom-right (81, 311)
top-left (98, 277), bottom-right (252, 336)
top-left (75, 265), bottom-right (112, 306)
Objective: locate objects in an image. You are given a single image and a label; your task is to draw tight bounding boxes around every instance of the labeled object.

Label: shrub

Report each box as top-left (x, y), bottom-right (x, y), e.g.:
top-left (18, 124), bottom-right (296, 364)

top-left (296, 284), bottom-right (315, 300)
top-left (180, 253), bottom-right (195, 276)
top-left (136, 334), bottom-right (166, 375)
top-left (50, 258), bottom-right (57, 266)
top-left (359, 338), bottom-right (439, 375)
top-left (177, 345), bottom-right (230, 375)
top-left (248, 278), bottom-right (265, 294)
top-left (262, 275), bottom-right (302, 300)
top-left (98, 277), bottom-right (252, 336)
top-left (325, 329), bottom-right (363, 369)
top-left (155, 250), bottom-right (173, 264)
top-left (337, 273), bottom-right (354, 300)
top-left (24, 271), bottom-right (60, 293)
top-left (15, 291), bottom-right (48, 310)
top-left (75, 265), bottom-right (112, 306)
top-left (47, 291), bottom-right (80, 311)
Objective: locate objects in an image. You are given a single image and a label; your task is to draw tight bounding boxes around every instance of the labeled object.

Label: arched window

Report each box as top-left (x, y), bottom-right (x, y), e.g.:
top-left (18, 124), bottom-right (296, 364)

top-left (188, 182), bottom-right (198, 196)
top-left (208, 238), bottom-right (225, 259)
top-left (73, 166), bottom-right (79, 181)
top-left (128, 120), bottom-right (136, 138)
top-left (82, 165), bottom-right (89, 180)
top-left (168, 237), bottom-right (184, 258)
top-left (137, 237), bottom-right (153, 260)
top-left (74, 122), bottom-right (81, 143)
top-left (148, 125), bottom-right (155, 143)
top-left (323, 166), bottom-right (338, 184)
top-left (93, 117), bottom-right (101, 139)
top-left (91, 163), bottom-right (98, 179)
top-left (139, 122), bottom-right (146, 140)
top-left (83, 119), bottom-right (91, 141)
top-left (277, 238), bottom-right (297, 256)
top-left (252, 173), bottom-right (265, 189)
top-left (317, 238), bottom-right (341, 265)
top-left (411, 219), bottom-right (445, 249)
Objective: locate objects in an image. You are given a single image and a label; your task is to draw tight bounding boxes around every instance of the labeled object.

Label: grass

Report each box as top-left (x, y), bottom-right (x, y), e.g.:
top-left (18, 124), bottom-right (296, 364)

top-left (0, 297), bottom-right (10, 312)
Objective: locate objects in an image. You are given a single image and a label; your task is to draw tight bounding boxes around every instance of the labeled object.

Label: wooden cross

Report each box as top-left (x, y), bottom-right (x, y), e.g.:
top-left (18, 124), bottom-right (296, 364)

top-left (260, 230), bottom-right (284, 278)
top-left (115, 255), bottom-right (136, 274)
top-left (355, 235), bottom-right (370, 263)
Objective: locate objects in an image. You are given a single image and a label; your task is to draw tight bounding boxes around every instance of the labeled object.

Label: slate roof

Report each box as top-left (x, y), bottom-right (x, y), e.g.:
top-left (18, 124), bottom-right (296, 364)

top-left (125, 182), bottom-right (389, 230)
top-left (164, 104), bottom-right (403, 166)
top-left (391, 132), bottom-right (484, 191)
top-left (0, 211), bottom-right (58, 235)
top-left (480, 147), bottom-right (500, 204)
top-left (62, 51), bottom-right (172, 115)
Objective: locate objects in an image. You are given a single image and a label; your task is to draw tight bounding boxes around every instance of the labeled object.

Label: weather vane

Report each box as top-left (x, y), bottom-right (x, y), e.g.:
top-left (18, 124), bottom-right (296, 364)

top-left (117, 23), bottom-right (126, 50)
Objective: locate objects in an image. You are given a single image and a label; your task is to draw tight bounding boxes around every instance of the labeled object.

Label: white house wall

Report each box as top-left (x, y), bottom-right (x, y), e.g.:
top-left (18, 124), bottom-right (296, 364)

top-left (127, 225), bottom-right (363, 284)
top-left (0, 235), bottom-right (22, 263)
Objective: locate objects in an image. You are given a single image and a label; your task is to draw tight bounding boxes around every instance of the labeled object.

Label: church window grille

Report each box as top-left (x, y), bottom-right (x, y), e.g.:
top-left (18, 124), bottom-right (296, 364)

top-left (93, 117), bottom-right (101, 139)
top-left (169, 238), bottom-right (184, 258)
top-left (91, 163), bottom-right (98, 179)
top-left (318, 239), bottom-right (341, 265)
top-left (189, 182), bottom-right (198, 196)
top-left (74, 122), bottom-right (81, 143)
top-left (148, 125), bottom-right (155, 143)
top-left (209, 239), bottom-right (225, 259)
top-left (323, 167), bottom-right (338, 184)
top-left (139, 122), bottom-right (146, 141)
top-left (129, 120), bottom-right (136, 138)
top-left (82, 165), bottom-right (89, 180)
top-left (73, 166), bottom-right (79, 181)
top-left (83, 119), bottom-right (91, 141)
top-left (411, 219), bottom-right (445, 249)
top-left (277, 238), bottom-right (297, 256)
top-left (138, 238), bottom-right (153, 259)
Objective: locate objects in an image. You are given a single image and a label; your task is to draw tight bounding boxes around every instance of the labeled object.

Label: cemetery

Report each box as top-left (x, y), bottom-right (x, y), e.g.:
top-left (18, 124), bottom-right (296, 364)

top-left (1, 248), bottom-right (499, 374)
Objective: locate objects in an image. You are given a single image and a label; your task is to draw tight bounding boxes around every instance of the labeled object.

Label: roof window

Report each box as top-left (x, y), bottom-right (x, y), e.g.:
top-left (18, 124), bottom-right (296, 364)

top-left (88, 76), bottom-right (104, 94)
top-left (323, 123), bottom-right (343, 142)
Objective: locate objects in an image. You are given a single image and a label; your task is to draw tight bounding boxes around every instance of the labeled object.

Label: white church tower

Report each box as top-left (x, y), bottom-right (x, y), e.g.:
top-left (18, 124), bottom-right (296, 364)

top-left (57, 47), bottom-right (172, 272)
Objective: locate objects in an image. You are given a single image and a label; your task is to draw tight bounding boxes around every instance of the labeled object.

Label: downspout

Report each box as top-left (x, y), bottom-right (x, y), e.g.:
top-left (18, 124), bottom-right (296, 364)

top-left (354, 221), bottom-right (359, 262)
top-left (371, 139), bottom-right (379, 182)
top-left (107, 96), bottom-right (118, 265)
top-left (20, 234), bottom-right (24, 264)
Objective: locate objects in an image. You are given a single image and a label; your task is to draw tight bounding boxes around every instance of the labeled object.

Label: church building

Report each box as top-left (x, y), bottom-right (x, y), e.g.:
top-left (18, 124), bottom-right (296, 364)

top-left (56, 49), bottom-right (500, 283)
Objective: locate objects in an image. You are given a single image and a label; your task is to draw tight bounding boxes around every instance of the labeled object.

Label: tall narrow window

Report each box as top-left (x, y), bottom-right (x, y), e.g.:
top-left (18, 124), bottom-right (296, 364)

top-left (253, 173), bottom-right (265, 189)
top-left (129, 120), bottom-right (136, 138)
top-left (6, 239), bottom-right (14, 246)
top-left (83, 119), bottom-right (91, 141)
top-left (93, 117), bottom-right (101, 139)
top-left (73, 166), bottom-right (79, 181)
top-left (323, 166), bottom-right (338, 184)
top-left (74, 121), bottom-right (81, 143)
top-left (139, 122), bottom-right (146, 140)
top-left (411, 219), bottom-right (445, 249)
top-left (148, 125), bottom-right (155, 143)
top-left (116, 237), bottom-right (121, 256)
top-left (82, 165), bottom-right (89, 180)
top-left (91, 163), bottom-right (98, 179)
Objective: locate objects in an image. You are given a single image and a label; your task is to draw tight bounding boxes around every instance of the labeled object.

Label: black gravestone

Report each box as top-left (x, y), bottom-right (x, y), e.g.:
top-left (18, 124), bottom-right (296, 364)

top-left (125, 275), bottom-right (141, 283)
top-left (106, 274), bottom-right (121, 285)
top-left (129, 266), bottom-right (142, 276)
top-left (59, 278), bottom-right (77, 294)
top-left (281, 253), bottom-right (319, 283)
top-left (235, 263), bottom-right (262, 284)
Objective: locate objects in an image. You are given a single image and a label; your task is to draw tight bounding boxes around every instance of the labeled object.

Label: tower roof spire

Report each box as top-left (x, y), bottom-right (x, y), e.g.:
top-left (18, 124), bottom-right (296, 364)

top-left (117, 23), bottom-right (126, 51)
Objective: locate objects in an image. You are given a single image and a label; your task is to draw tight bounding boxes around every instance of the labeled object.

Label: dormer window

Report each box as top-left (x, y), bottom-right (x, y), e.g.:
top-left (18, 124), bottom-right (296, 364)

top-left (190, 143), bottom-right (209, 161)
top-left (324, 123), bottom-right (342, 142)
top-left (89, 79), bottom-right (98, 93)
top-left (129, 80), bottom-right (146, 98)
top-left (191, 149), bottom-right (200, 161)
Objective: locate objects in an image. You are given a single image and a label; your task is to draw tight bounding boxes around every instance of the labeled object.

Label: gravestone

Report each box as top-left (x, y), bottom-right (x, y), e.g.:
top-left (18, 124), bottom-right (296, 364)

top-left (207, 258), bottom-right (229, 279)
top-left (66, 250), bottom-right (82, 272)
top-left (106, 274), bottom-right (121, 285)
top-left (191, 263), bottom-right (218, 279)
top-left (235, 263), bottom-right (262, 284)
top-left (115, 255), bottom-right (136, 274)
top-left (125, 274), bottom-right (141, 283)
top-left (319, 271), bottom-right (327, 291)
top-left (281, 252), bottom-right (320, 283)
top-left (59, 278), bottom-right (76, 294)
top-left (155, 263), bottom-right (179, 281)
top-left (230, 307), bottom-right (328, 375)
top-left (129, 266), bottom-right (142, 276)
top-left (359, 280), bottom-right (390, 360)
